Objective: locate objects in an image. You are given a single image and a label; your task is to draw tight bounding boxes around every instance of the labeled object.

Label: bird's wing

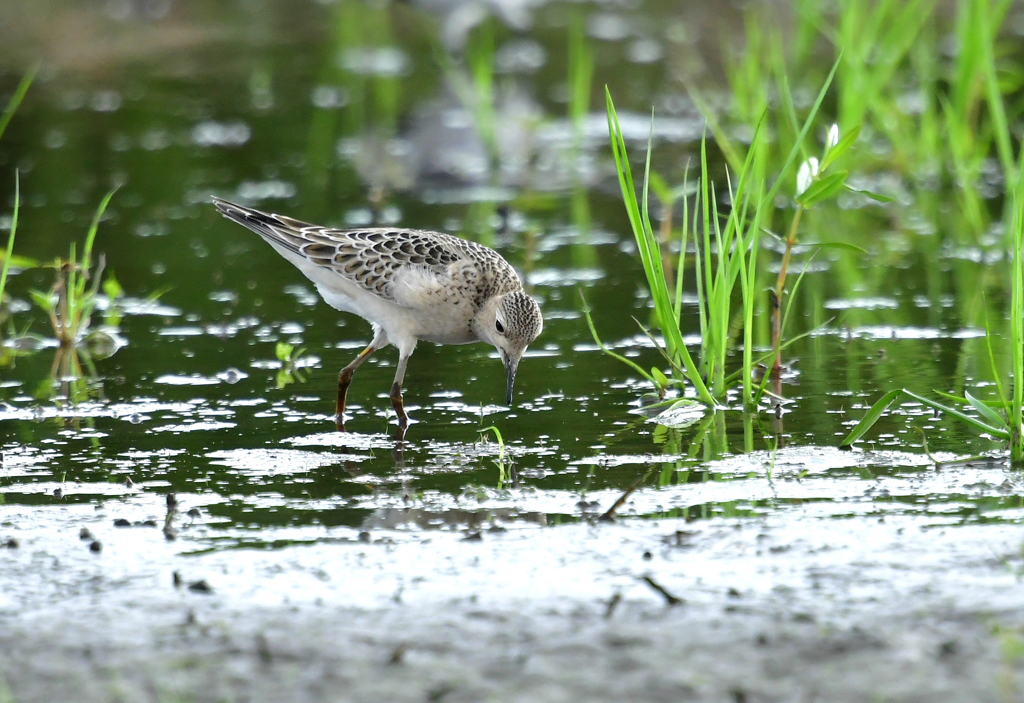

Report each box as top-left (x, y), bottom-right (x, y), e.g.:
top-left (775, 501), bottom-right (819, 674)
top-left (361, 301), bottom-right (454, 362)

top-left (213, 198), bottom-right (479, 305)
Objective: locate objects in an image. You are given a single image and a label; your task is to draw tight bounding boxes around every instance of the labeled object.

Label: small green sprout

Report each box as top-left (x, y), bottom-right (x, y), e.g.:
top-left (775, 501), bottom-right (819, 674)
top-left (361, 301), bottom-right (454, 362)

top-left (275, 341), bottom-right (309, 389)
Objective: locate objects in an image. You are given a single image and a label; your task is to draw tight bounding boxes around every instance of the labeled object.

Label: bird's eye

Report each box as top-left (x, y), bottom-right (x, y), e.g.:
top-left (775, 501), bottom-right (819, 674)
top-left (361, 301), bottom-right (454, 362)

top-left (495, 320), bottom-right (505, 334)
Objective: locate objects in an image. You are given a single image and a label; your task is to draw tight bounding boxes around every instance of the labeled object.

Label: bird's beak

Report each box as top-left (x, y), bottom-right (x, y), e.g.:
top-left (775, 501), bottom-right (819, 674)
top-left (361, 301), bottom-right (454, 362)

top-left (503, 353), bottom-right (520, 406)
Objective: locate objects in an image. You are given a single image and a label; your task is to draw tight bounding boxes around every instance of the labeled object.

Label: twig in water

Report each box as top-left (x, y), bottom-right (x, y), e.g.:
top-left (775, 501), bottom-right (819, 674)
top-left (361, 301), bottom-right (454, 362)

top-left (598, 467), bottom-right (653, 522)
top-left (604, 592), bottom-right (622, 619)
top-left (640, 575), bottom-right (683, 606)
top-left (912, 426), bottom-right (942, 467)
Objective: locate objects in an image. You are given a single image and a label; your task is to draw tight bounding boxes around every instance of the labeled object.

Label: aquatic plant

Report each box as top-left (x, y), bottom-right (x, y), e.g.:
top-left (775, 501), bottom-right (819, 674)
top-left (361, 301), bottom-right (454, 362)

top-left (838, 37), bottom-right (1024, 461)
top-left (769, 122), bottom-right (884, 378)
top-left (478, 424), bottom-right (511, 488)
top-left (834, 0), bottom-right (1024, 460)
top-left (736, 0), bottom-right (1019, 241)
top-left (30, 188), bottom-right (118, 351)
top-left (275, 341), bottom-right (309, 389)
top-left (840, 164), bottom-right (1024, 461)
top-left (593, 56), bottom-right (845, 412)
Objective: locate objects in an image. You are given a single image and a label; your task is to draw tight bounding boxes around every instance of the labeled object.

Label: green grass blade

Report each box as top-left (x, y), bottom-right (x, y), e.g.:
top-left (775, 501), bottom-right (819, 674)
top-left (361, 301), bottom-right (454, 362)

top-left (78, 187), bottom-right (119, 299)
top-left (673, 166), bottom-right (690, 321)
top-left (979, 0), bottom-right (1015, 182)
top-left (842, 388), bottom-right (1011, 448)
top-left (901, 390), bottom-right (1009, 438)
top-left (982, 311), bottom-right (1011, 417)
top-left (0, 171), bottom-right (20, 303)
top-left (844, 186), bottom-right (895, 203)
top-left (965, 389), bottom-right (1008, 430)
top-left (819, 125), bottom-right (861, 171)
top-left (811, 241), bottom-right (868, 255)
top-left (1011, 157), bottom-right (1024, 456)
top-left (579, 290), bottom-right (656, 386)
top-left (840, 388), bottom-right (905, 448)
top-left (0, 63), bottom-right (38, 145)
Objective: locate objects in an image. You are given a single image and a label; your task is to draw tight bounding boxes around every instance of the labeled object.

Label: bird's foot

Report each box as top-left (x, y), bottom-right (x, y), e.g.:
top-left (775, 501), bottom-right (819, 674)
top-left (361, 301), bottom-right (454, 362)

top-left (390, 382), bottom-right (409, 430)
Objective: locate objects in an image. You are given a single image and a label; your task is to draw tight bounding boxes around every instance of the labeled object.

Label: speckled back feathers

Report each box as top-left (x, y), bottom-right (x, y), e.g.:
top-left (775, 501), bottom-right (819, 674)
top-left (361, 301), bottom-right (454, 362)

top-left (212, 198), bottom-right (523, 309)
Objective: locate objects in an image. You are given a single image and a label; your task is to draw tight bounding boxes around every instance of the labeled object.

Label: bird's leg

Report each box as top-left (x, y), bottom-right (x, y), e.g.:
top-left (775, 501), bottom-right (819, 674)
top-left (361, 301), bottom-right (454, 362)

top-left (390, 353), bottom-right (412, 429)
top-left (336, 343), bottom-right (379, 429)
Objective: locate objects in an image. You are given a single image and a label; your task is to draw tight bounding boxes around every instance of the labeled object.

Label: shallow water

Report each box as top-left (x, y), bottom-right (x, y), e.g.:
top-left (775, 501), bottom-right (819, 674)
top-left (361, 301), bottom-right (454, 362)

top-left (0, 0), bottom-right (1018, 587)
top-left (1, 1), bottom-right (1024, 700)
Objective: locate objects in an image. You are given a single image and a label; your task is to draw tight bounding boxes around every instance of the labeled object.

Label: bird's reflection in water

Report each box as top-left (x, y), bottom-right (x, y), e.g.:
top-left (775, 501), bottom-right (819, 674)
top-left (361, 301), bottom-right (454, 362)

top-left (326, 426), bottom-right (536, 533)
top-left (361, 507), bottom-right (547, 532)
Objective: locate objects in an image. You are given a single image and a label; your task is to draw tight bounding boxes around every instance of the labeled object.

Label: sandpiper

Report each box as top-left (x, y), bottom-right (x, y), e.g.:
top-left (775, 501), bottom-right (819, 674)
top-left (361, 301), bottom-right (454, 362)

top-left (212, 198), bottom-right (543, 429)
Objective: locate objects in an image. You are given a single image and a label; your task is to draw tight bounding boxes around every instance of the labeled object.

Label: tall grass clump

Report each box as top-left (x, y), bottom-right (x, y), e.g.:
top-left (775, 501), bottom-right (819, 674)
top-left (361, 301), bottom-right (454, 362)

top-left (591, 56), bottom-right (855, 412)
top-left (836, 5), bottom-right (1024, 460)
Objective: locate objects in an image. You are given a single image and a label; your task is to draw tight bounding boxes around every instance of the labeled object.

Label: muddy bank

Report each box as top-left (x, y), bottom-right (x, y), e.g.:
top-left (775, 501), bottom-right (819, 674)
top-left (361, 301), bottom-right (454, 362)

top-left (2, 498), bottom-right (1023, 703)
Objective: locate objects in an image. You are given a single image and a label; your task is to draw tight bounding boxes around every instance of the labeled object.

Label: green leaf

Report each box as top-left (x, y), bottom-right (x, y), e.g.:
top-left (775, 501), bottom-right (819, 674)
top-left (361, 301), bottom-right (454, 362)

top-left (965, 390), bottom-right (1008, 430)
top-left (820, 124), bottom-right (862, 171)
top-left (811, 241), bottom-right (869, 255)
top-left (796, 170), bottom-right (849, 207)
top-left (276, 341), bottom-right (294, 363)
top-left (0, 171), bottom-right (19, 303)
top-left (844, 185), bottom-right (896, 203)
top-left (905, 391), bottom-right (1009, 438)
top-left (580, 290), bottom-right (656, 386)
top-left (651, 367), bottom-right (669, 389)
top-left (29, 289), bottom-right (53, 313)
top-left (81, 187), bottom-right (119, 287)
top-left (840, 388), bottom-right (906, 448)
top-left (102, 272), bottom-right (124, 300)
top-left (648, 171), bottom-right (672, 206)
top-left (0, 63), bottom-right (38, 145)
top-left (933, 389), bottom-right (970, 405)
top-left (0, 254), bottom-right (37, 269)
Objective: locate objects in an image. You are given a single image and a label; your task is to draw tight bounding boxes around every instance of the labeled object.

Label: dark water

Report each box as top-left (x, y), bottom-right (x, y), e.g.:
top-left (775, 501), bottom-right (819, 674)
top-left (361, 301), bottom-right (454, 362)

top-left (2, 0), bottom-right (1022, 556)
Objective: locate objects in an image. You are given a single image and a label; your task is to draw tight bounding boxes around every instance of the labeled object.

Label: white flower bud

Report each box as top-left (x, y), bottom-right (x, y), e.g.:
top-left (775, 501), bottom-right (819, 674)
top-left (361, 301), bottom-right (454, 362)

top-left (796, 157), bottom-right (819, 197)
top-left (826, 124), bottom-right (840, 152)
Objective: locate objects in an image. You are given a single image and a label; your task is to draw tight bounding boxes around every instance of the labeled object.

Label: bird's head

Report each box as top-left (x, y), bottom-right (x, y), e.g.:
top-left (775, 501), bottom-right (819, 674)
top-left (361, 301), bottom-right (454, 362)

top-left (475, 290), bottom-right (543, 405)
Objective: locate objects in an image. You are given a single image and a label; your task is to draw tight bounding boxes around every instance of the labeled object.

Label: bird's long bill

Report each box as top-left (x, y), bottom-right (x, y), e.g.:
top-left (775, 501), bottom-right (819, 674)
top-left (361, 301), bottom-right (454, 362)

top-left (504, 356), bottom-right (519, 406)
